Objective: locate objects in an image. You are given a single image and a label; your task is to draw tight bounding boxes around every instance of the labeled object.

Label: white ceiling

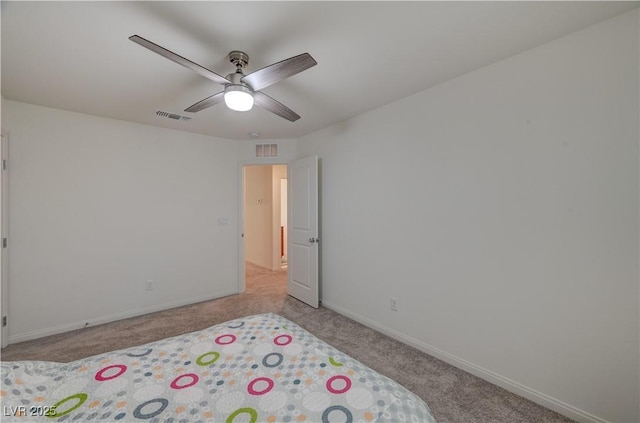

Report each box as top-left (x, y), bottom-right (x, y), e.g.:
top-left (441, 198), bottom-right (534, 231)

top-left (2, 1), bottom-right (636, 140)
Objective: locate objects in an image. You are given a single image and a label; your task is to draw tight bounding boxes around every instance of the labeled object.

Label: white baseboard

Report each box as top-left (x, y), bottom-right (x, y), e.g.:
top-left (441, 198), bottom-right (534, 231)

top-left (322, 300), bottom-right (610, 423)
top-left (8, 290), bottom-right (237, 345)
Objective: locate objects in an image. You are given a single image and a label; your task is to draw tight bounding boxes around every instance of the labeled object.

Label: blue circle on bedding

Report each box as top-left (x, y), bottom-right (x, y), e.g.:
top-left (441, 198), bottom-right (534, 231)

top-left (322, 405), bottom-right (353, 423)
top-left (228, 321), bottom-right (245, 328)
top-left (133, 398), bottom-right (168, 419)
top-left (126, 348), bottom-right (153, 358)
top-left (262, 352), bottom-right (284, 368)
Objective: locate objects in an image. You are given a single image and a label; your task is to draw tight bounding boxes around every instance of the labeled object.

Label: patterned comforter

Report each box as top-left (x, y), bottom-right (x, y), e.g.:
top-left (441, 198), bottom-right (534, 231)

top-left (1, 313), bottom-right (435, 422)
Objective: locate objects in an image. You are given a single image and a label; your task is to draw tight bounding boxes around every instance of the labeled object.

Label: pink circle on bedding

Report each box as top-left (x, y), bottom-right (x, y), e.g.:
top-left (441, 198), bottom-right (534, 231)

top-left (95, 364), bottom-right (127, 381)
top-left (170, 373), bottom-right (199, 389)
top-left (274, 334), bottom-right (293, 346)
top-left (215, 334), bottom-right (237, 345)
top-left (247, 377), bottom-right (275, 395)
top-left (326, 375), bottom-right (352, 394)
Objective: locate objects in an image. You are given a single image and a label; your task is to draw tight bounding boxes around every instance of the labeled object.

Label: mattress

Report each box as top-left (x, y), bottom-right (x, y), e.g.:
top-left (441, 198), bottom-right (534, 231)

top-left (1, 313), bottom-right (435, 422)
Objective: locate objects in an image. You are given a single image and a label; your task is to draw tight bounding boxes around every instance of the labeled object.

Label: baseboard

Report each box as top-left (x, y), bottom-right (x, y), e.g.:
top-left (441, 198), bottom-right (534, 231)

top-left (8, 290), bottom-right (237, 345)
top-left (322, 300), bottom-right (610, 423)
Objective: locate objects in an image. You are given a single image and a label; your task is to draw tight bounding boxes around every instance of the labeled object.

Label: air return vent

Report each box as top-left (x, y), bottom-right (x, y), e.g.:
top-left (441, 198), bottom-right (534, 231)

top-left (155, 110), bottom-right (192, 122)
top-left (256, 144), bottom-right (278, 158)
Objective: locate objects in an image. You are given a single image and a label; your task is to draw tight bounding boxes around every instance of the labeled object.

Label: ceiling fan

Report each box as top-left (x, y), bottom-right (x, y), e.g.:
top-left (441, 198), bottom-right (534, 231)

top-left (129, 35), bottom-right (317, 122)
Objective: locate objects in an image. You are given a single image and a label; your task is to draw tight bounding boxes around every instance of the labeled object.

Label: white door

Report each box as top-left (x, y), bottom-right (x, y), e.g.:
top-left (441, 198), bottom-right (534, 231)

top-left (287, 156), bottom-right (319, 308)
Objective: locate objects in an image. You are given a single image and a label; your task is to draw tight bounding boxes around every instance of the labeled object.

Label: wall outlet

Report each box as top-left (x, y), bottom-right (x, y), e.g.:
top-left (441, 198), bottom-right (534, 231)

top-left (390, 297), bottom-right (399, 311)
top-left (146, 280), bottom-right (153, 291)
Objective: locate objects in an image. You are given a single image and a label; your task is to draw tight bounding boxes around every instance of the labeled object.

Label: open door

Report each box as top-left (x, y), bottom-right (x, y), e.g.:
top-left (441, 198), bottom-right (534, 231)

top-left (287, 156), bottom-right (319, 308)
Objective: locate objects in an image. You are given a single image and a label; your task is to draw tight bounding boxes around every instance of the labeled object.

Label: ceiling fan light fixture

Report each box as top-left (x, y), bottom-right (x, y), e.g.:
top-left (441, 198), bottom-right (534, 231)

top-left (129, 36), bottom-right (316, 121)
top-left (224, 84), bottom-right (254, 112)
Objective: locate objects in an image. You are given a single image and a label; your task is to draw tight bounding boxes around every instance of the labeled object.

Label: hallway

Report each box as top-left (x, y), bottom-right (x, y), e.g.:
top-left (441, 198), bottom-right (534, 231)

top-left (245, 261), bottom-right (287, 295)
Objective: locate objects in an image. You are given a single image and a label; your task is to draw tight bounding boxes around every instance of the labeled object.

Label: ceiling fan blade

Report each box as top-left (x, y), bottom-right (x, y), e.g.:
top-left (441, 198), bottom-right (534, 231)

top-left (241, 53), bottom-right (317, 91)
top-left (184, 92), bottom-right (225, 113)
top-left (253, 91), bottom-right (300, 122)
top-left (129, 35), bottom-right (231, 85)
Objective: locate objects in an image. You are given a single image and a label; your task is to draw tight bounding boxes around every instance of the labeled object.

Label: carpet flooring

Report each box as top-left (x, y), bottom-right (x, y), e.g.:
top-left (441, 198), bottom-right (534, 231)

top-left (1, 263), bottom-right (574, 423)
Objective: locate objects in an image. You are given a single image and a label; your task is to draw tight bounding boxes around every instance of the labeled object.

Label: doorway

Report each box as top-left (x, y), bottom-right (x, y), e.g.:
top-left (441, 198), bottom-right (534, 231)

top-left (242, 164), bottom-right (288, 291)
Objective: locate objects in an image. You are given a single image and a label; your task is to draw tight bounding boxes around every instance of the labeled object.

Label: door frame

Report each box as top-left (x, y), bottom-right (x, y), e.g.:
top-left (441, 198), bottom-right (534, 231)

top-left (1, 132), bottom-right (8, 348)
top-left (237, 159), bottom-right (288, 294)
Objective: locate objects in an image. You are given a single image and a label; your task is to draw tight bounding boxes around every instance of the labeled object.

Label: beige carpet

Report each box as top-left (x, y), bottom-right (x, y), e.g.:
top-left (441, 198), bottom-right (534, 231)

top-left (1, 262), bottom-right (573, 423)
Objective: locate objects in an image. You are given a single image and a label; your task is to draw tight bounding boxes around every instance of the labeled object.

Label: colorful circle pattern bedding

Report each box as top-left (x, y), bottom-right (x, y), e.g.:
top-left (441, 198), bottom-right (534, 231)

top-left (1, 313), bottom-right (436, 422)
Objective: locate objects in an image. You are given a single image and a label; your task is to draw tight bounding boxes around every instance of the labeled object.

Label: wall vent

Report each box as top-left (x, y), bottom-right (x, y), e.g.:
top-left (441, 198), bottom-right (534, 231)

top-left (155, 110), bottom-right (192, 122)
top-left (256, 144), bottom-right (278, 158)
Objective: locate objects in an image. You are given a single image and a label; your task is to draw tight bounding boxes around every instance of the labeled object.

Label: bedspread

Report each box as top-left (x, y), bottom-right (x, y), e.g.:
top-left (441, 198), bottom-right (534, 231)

top-left (1, 313), bottom-right (435, 422)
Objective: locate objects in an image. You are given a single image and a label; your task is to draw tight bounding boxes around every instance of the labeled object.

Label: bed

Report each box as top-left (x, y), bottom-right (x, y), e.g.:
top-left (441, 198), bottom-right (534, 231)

top-left (1, 313), bottom-right (435, 422)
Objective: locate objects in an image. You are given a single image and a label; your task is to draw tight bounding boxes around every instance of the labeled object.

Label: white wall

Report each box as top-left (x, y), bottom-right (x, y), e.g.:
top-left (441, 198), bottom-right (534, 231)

top-left (298, 10), bottom-right (639, 423)
top-left (2, 100), bottom-right (240, 342)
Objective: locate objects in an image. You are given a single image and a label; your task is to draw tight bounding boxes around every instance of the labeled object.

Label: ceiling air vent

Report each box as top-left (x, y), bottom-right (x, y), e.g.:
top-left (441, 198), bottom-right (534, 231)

top-left (256, 144), bottom-right (278, 158)
top-left (155, 110), bottom-right (192, 122)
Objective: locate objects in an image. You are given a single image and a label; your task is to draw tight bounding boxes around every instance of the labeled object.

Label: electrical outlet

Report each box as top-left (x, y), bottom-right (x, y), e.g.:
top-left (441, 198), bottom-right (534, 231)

top-left (390, 297), bottom-right (399, 311)
top-left (146, 280), bottom-right (153, 291)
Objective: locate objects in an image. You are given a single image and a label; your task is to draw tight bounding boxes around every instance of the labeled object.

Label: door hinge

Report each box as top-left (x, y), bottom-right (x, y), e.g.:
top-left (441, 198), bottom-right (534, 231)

top-left (2, 159), bottom-right (6, 170)
top-left (2, 316), bottom-right (6, 327)
top-left (2, 238), bottom-right (6, 248)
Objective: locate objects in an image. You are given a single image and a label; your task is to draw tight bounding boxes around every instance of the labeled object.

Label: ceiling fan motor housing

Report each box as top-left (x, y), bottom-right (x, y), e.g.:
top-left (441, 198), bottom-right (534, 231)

top-left (225, 71), bottom-right (252, 92)
top-left (229, 50), bottom-right (249, 70)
